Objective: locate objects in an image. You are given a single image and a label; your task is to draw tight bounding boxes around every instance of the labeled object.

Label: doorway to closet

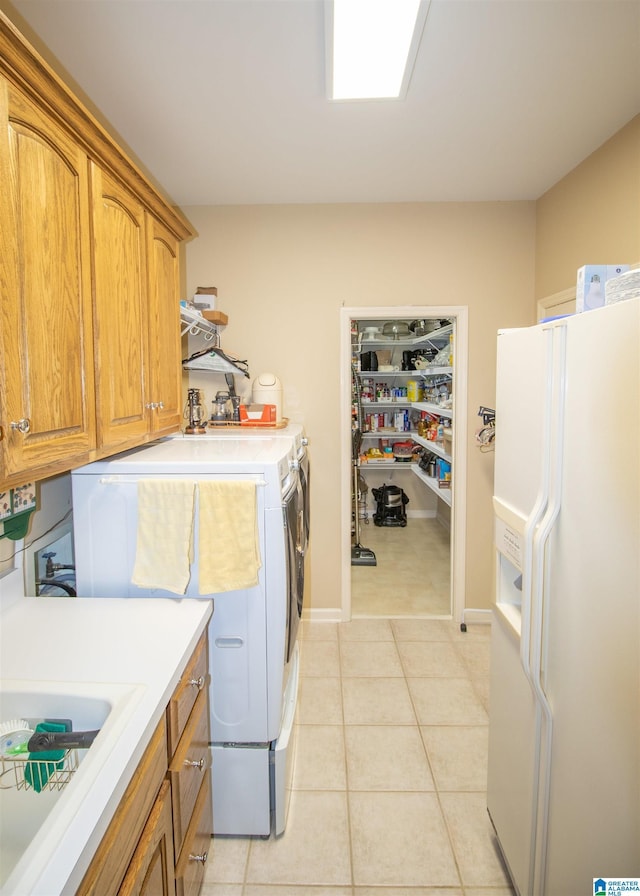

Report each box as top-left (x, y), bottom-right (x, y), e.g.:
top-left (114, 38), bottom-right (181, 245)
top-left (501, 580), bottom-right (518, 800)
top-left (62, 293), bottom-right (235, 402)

top-left (340, 305), bottom-right (468, 623)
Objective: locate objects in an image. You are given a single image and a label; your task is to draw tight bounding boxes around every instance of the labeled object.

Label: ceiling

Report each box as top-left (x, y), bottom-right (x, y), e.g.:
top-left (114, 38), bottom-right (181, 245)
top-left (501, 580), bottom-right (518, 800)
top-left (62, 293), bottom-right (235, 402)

top-left (7, 0), bottom-right (640, 207)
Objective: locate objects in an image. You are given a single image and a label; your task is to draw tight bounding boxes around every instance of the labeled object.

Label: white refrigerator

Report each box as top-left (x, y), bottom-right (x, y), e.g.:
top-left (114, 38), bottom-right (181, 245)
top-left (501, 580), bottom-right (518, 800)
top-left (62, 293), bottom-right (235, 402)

top-left (487, 297), bottom-right (640, 895)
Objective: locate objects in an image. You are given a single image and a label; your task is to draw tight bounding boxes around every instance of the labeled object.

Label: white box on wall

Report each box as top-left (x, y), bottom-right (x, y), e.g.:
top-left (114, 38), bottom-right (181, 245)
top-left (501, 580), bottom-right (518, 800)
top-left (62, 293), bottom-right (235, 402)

top-left (192, 294), bottom-right (216, 311)
top-left (576, 265), bottom-right (630, 312)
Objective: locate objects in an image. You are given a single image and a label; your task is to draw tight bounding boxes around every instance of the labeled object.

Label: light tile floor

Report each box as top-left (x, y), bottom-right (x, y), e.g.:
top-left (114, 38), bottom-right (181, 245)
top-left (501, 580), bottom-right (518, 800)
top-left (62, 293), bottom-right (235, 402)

top-left (351, 518), bottom-right (451, 617)
top-left (202, 618), bottom-right (515, 896)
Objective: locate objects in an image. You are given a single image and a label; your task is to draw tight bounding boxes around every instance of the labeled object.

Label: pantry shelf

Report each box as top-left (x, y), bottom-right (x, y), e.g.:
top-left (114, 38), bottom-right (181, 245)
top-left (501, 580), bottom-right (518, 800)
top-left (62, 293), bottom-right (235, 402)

top-left (360, 401), bottom-right (413, 409)
top-left (355, 323), bottom-right (453, 349)
top-left (412, 466), bottom-right (452, 506)
top-left (412, 433), bottom-right (452, 463)
top-left (352, 316), bottom-right (455, 517)
top-left (411, 402), bottom-right (453, 419)
top-left (360, 431), bottom-right (415, 438)
top-left (416, 366), bottom-right (453, 377)
top-left (360, 461), bottom-right (414, 469)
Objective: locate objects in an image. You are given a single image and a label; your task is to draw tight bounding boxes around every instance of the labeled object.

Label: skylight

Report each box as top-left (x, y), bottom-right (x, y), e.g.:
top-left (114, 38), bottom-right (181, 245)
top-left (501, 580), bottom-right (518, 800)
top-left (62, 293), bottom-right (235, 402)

top-left (328, 0), bottom-right (429, 101)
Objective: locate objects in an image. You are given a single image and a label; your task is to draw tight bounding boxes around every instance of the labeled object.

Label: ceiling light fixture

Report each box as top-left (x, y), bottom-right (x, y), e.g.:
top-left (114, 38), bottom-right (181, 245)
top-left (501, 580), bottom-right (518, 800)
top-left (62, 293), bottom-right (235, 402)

top-left (327, 0), bottom-right (430, 101)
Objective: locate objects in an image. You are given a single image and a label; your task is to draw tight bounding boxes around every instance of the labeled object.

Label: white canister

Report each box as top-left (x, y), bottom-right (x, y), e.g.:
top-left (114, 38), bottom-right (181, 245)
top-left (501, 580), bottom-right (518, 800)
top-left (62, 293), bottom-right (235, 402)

top-left (251, 373), bottom-right (283, 422)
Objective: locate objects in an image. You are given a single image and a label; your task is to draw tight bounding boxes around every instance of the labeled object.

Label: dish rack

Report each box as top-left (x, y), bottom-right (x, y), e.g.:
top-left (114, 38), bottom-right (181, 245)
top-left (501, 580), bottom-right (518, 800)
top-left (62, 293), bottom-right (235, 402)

top-left (0, 750), bottom-right (80, 792)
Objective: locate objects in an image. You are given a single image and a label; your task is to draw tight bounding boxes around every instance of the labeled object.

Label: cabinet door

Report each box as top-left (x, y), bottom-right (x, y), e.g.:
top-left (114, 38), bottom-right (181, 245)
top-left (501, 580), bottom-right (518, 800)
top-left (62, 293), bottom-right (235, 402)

top-left (146, 214), bottom-right (182, 434)
top-left (0, 78), bottom-right (95, 488)
top-left (169, 686), bottom-right (211, 859)
top-left (175, 770), bottom-right (213, 896)
top-left (91, 163), bottom-right (151, 453)
top-left (78, 719), bottom-right (168, 896)
top-left (119, 780), bottom-right (176, 896)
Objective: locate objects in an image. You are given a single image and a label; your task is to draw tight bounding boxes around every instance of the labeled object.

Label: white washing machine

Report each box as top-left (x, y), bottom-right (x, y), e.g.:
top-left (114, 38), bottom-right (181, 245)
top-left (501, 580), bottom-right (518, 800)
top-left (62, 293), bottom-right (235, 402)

top-left (71, 436), bottom-right (303, 836)
top-left (172, 420), bottom-right (310, 557)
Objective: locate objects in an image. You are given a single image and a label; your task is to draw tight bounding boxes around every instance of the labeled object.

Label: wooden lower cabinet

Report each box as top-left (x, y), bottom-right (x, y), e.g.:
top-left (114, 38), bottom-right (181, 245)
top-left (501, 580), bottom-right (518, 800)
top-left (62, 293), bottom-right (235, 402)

top-left (169, 688), bottom-right (210, 857)
top-left (167, 633), bottom-right (213, 896)
top-left (79, 632), bottom-right (213, 896)
top-left (175, 770), bottom-right (213, 896)
top-left (78, 719), bottom-right (168, 896)
top-left (119, 780), bottom-right (175, 896)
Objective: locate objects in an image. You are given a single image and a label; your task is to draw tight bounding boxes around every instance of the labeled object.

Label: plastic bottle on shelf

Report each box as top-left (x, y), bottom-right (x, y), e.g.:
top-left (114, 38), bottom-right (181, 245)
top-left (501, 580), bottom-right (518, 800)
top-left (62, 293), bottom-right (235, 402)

top-left (585, 274), bottom-right (603, 310)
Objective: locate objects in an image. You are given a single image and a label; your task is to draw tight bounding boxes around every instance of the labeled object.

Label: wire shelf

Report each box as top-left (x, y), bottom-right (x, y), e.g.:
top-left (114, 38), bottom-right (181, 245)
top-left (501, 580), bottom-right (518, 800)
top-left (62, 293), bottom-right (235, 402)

top-left (0, 750), bottom-right (79, 792)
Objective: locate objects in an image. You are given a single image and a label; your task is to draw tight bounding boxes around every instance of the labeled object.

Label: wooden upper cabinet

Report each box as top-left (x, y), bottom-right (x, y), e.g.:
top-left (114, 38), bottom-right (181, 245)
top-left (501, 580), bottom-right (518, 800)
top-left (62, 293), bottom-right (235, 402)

top-left (91, 164), bottom-right (151, 453)
top-left (0, 12), bottom-right (194, 487)
top-left (0, 77), bottom-right (96, 488)
top-left (146, 215), bottom-right (183, 434)
top-left (91, 168), bottom-right (185, 454)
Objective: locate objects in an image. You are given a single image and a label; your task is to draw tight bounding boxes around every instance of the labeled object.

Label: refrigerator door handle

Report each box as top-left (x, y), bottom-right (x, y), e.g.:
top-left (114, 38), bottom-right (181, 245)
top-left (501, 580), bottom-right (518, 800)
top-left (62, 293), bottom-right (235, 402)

top-left (521, 498), bottom-right (546, 681)
top-left (519, 325), bottom-right (556, 684)
top-left (528, 322), bottom-right (567, 895)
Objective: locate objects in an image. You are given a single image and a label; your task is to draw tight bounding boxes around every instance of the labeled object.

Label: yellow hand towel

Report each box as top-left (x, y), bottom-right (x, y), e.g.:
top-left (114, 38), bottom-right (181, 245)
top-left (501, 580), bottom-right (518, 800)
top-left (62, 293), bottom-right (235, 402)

top-left (132, 479), bottom-right (195, 594)
top-left (198, 480), bottom-right (262, 593)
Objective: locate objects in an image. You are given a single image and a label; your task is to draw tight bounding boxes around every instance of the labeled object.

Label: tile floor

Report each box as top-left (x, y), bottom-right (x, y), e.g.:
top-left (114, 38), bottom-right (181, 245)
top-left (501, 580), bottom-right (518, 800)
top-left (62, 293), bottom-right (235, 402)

top-left (202, 617), bottom-right (515, 896)
top-left (351, 517), bottom-right (451, 617)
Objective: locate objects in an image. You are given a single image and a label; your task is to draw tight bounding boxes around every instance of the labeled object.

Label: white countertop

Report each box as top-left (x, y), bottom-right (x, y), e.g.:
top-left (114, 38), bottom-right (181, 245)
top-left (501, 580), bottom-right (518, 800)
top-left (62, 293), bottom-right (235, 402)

top-left (0, 596), bottom-right (213, 895)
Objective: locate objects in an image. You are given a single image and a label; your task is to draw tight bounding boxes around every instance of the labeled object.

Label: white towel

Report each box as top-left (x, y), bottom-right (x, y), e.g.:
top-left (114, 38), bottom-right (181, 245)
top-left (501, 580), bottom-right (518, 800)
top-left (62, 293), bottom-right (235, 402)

top-left (132, 479), bottom-right (195, 594)
top-left (198, 480), bottom-right (261, 593)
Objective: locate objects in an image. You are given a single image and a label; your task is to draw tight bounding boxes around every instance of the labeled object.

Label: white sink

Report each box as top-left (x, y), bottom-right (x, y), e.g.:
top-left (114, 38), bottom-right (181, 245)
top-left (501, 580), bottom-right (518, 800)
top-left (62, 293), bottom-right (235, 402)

top-left (0, 679), bottom-right (144, 894)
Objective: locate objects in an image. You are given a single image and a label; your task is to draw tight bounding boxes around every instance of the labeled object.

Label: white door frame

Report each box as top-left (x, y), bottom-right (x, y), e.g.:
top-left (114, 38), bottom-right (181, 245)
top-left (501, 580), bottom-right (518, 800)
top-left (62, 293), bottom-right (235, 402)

top-left (340, 305), bottom-right (468, 623)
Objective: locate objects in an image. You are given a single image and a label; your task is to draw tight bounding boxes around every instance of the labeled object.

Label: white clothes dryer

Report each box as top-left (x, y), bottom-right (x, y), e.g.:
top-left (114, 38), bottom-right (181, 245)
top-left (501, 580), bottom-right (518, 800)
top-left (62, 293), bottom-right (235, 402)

top-left (71, 436), bottom-right (302, 836)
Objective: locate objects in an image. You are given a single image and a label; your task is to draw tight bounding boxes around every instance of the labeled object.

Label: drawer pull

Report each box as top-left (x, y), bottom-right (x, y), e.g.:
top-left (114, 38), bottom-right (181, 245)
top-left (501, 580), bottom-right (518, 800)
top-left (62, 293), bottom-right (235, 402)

top-left (183, 756), bottom-right (206, 770)
top-left (189, 675), bottom-right (205, 690)
top-left (10, 418), bottom-right (30, 434)
top-left (188, 851), bottom-right (208, 865)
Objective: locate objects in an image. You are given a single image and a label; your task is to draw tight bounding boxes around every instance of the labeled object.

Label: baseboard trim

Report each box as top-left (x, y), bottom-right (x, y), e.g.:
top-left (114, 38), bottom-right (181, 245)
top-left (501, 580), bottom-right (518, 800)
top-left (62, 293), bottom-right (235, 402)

top-left (460, 608), bottom-right (492, 626)
top-left (361, 509), bottom-right (437, 521)
top-left (406, 509), bottom-right (437, 519)
top-left (303, 607), bottom-right (344, 624)
top-left (304, 606), bottom-right (493, 626)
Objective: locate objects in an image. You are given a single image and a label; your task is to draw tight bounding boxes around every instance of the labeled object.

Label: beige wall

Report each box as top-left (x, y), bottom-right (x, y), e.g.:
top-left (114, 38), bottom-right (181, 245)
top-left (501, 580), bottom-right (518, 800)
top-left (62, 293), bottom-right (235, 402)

top-left (183, 202), bottom-right (536, 616)
top-left (536, 115), bottom-right (640, 299)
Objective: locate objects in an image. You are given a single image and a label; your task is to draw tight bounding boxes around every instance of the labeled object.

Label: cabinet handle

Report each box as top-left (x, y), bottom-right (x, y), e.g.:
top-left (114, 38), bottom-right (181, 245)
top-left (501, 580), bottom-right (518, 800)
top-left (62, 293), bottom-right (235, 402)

top-left (157, 401), bottom-right (164, 410)
top-left (10, 418), bottom-right (30, 434)
top-left (183, 756), bottom-right (206, 770)
top-left (189, 676), bottom-right (205, 690)
top-left (145, 402), bottom-right (157, 410)
top-left (188, 851), bottom-right (208, 865)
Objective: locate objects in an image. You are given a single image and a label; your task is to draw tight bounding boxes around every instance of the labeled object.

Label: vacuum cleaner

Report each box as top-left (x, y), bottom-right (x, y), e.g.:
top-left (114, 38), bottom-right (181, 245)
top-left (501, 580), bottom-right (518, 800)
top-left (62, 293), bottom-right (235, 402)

top-left (351, 366), bottom-right (377, 567)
